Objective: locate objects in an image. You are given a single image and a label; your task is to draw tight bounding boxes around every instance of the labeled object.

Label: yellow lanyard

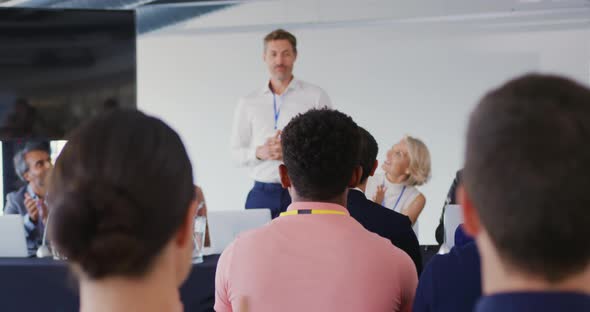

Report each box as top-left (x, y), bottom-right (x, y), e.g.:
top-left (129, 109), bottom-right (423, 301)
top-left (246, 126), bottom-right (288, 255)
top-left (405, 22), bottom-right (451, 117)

top-left (280, 209), bottom-right (347, 217)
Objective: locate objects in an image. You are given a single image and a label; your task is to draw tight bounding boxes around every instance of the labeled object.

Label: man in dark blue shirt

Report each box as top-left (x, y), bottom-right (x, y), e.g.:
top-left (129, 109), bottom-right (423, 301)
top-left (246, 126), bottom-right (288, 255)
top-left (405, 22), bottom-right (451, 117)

top-left (459, 74), bottom-right (590, 312)
top-left (413, 230), bottom-right (479, 312)
top-left (347, 127), bottom-right (422, 274)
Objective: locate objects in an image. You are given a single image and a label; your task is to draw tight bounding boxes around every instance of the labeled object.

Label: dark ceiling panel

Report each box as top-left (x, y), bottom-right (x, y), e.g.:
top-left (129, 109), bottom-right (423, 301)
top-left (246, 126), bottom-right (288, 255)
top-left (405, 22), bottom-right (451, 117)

top-left (147, 0), bottom-right (232, 4)
top-left (0, 0), bottom-right (236, 33)
top-left (48, 0), bottom-right (154, 9)
top-left (2, 0), bottom-right (61, 7)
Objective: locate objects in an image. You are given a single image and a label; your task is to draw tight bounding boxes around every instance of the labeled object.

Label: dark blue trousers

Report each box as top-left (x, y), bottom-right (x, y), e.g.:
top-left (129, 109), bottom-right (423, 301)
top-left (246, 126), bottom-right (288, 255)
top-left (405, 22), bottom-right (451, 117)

top-left (245, 181), bottom-right (291, 219)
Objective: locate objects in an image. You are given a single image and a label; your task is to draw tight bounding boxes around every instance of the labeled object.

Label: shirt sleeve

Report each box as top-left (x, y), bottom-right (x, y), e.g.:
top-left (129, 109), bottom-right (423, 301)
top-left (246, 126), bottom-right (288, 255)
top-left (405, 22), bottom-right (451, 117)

top-left (4, 194), bottom-right (37, 237)
top-left (23, 214), bottom-right (38, 236)
top-left (230, 98), bottom-right (260, 167)
top-left (3, 194), bottom-right (18, 215)
top-left (399, 252), bottom-right (418, 312)
top-left (214, 242), bottom-right (235, 312)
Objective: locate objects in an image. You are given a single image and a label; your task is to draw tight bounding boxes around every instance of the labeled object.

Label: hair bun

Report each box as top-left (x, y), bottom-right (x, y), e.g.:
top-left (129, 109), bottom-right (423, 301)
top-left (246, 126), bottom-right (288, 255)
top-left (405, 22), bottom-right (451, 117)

top-left (47, 110), bottom-right (195, 279)
top-left (50, 180), bottom-right (148, 278)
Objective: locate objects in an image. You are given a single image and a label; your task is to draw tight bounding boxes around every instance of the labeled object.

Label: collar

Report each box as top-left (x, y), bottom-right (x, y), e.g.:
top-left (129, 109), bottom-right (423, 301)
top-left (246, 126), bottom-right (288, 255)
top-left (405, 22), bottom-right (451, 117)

top-left (261, 77), bottom-right (300, 95)
top-left (351, 187), bottom-right (364, 193)
top-left (476, 292), bottom-right (590, 312)
top-left (286, 201), bottom-right (350, 216)
top-left (26, 184), bottom-right (40, 200)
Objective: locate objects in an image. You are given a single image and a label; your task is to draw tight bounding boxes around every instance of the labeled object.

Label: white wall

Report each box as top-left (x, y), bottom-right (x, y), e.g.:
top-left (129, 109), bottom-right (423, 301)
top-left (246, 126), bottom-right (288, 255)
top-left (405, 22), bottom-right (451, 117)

top-left (137, 3), bottom-right (590, 244)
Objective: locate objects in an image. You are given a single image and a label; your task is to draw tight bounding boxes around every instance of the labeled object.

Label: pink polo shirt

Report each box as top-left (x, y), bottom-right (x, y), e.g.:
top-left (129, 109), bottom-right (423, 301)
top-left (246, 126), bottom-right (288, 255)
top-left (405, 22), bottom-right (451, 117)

top-left (214, 202), bottom-right (417, 312)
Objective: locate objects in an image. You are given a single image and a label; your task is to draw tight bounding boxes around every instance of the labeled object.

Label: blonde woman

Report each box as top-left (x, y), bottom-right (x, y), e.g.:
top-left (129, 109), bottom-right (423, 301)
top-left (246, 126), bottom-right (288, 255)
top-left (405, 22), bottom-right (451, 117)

top-left (366, 135), bottom-right (431, 225)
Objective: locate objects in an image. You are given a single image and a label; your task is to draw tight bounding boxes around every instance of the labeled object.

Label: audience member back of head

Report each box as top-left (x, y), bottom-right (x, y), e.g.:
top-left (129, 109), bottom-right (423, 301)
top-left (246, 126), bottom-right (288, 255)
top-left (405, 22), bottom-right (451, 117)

top-left (215, 108), bottom-right (418, 312)
top-left (48, 109), bottom-right (197, 312)
top-left (459, 74), bottom-right (590, 312)
top-left (347, 126), bottom-right (422, 274)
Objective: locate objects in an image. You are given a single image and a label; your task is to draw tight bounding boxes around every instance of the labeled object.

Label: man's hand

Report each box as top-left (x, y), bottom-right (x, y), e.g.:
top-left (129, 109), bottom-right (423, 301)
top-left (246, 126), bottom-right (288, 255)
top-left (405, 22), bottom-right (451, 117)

top-left (24, 193), bottom-right (48, 224)
top-left (24, 193), bottom-right (39, 223)
top-left (256, 130), bottom-right (283, 160)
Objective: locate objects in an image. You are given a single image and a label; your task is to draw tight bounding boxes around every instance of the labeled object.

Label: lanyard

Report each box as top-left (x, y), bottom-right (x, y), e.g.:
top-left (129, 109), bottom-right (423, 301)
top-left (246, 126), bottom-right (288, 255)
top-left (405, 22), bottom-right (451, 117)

top-left (381, 184), bottom-right (407, 211)
top-left (280, 209), bottom-right (347, 217)
top-left (273, 93), bottom-right (280, 130)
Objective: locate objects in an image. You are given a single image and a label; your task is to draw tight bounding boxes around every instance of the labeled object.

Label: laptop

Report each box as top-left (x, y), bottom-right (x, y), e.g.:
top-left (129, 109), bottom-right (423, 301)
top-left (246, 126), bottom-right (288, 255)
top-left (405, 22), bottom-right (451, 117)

top-left (0, 215), bottom-right (28, 257)
top-left (206, 209), bottom-right (271, 255)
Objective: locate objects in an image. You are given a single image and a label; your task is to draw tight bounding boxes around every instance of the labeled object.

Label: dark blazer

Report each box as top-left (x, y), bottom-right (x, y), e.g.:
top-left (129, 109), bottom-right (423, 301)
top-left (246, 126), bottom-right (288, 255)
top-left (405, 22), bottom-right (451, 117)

top-left (347, 188), bottom-right (423, 274)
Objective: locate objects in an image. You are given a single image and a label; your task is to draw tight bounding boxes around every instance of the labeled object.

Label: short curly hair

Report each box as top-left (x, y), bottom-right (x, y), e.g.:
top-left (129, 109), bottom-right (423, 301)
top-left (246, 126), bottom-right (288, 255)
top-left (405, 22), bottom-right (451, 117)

top-left (281, 108), bottom-right (360, 200)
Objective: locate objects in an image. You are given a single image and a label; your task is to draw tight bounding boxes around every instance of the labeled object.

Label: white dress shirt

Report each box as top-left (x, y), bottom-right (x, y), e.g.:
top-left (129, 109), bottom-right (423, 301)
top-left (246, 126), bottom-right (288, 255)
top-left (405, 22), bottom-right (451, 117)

top-left (230, 78), bottom-right (332, 183)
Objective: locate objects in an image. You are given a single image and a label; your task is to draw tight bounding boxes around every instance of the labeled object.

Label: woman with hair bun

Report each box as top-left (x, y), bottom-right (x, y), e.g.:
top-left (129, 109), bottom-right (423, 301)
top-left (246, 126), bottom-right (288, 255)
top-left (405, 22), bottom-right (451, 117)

top-left (47, 110), bottom-right (197, 312)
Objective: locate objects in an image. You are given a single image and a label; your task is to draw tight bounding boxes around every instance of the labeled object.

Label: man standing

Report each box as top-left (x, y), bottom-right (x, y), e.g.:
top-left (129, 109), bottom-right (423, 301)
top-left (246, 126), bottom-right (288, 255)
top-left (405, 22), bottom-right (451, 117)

top-left (4, 141), bottom-right (52, 255)
top-left (230, 29), bottom-right (332, 218)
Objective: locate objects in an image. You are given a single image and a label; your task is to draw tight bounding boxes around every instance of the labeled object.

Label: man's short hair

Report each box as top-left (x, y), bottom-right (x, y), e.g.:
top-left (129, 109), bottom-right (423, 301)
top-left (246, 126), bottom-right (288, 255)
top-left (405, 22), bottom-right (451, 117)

top-left (463, 73), bottom-right (590, 282)
top-left (358, 127), bottom-right (378, 183)
top-left (13, 141), bottom-right (50, 182)
top-left (264, 29), bottom-right (297, 54)
top-left (281, 108), bottom-right (360, 200)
